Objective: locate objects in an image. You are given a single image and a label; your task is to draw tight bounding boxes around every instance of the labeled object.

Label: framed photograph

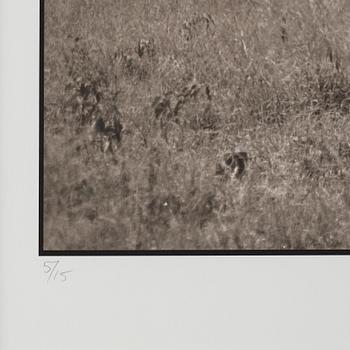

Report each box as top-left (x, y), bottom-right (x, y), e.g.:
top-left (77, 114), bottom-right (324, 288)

top-left (41, 0), bottom-right (350, 254)
top-left (1, 1), bottom-right (350, 349)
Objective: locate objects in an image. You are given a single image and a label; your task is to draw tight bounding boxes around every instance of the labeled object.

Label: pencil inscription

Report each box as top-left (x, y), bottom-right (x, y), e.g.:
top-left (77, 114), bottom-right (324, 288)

top-left (43, 260), bottom-right (72, 283)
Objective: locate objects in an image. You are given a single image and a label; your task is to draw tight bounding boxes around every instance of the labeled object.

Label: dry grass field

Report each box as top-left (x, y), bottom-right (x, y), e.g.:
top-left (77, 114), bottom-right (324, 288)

top-left (43, 0), bottom-right (350, 250)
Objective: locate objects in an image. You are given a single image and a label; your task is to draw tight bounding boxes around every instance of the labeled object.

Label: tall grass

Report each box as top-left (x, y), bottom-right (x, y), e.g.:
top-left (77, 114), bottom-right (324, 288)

top-left (44, 0), bottom-right (350, 250)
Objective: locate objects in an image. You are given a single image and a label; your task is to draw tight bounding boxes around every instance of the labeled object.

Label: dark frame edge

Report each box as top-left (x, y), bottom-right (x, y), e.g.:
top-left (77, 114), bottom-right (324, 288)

top-left (39, 0), bottom-right (45, 256)
top-left (40, 250), bottom-right (350, 256)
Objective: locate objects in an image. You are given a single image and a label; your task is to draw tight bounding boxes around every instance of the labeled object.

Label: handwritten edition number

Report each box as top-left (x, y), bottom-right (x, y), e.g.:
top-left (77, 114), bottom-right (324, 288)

top-left (43, 261), bottom-right (72, 283)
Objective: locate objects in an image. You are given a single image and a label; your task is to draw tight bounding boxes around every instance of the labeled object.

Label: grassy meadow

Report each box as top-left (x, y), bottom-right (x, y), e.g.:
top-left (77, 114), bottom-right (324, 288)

top-left (43, 0), bottom-right (350, 250)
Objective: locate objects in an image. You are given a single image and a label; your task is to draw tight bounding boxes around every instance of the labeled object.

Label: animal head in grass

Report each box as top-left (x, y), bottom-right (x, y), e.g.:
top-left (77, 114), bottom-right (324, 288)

top-left (215, 147), bottom-right (248, 179)
top-left (91, 115), bottom-right (105, 135)
top-left (89, 106), bottom-right (123, 154)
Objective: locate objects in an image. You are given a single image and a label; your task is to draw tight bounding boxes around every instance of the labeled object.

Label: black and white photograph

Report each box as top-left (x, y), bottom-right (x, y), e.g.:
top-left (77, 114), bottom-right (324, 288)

top-left (42, 0), bottom-right (350, 253)
top-left (3, 2), bottom-right (350, 349)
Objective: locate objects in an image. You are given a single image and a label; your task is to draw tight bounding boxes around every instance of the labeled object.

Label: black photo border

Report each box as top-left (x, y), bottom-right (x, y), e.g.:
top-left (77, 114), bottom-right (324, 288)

top-left (39, 0), bottom-right (350, 256)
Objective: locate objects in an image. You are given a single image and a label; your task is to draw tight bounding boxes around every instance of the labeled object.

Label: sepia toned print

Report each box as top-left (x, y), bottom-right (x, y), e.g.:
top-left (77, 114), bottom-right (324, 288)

top-left (43, 0), bottom-right (350, 252)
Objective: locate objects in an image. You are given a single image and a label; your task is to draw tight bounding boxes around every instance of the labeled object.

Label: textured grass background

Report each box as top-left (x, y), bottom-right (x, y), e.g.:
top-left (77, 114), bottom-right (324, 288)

top-left (44, 0), bottom-right (350, 250)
